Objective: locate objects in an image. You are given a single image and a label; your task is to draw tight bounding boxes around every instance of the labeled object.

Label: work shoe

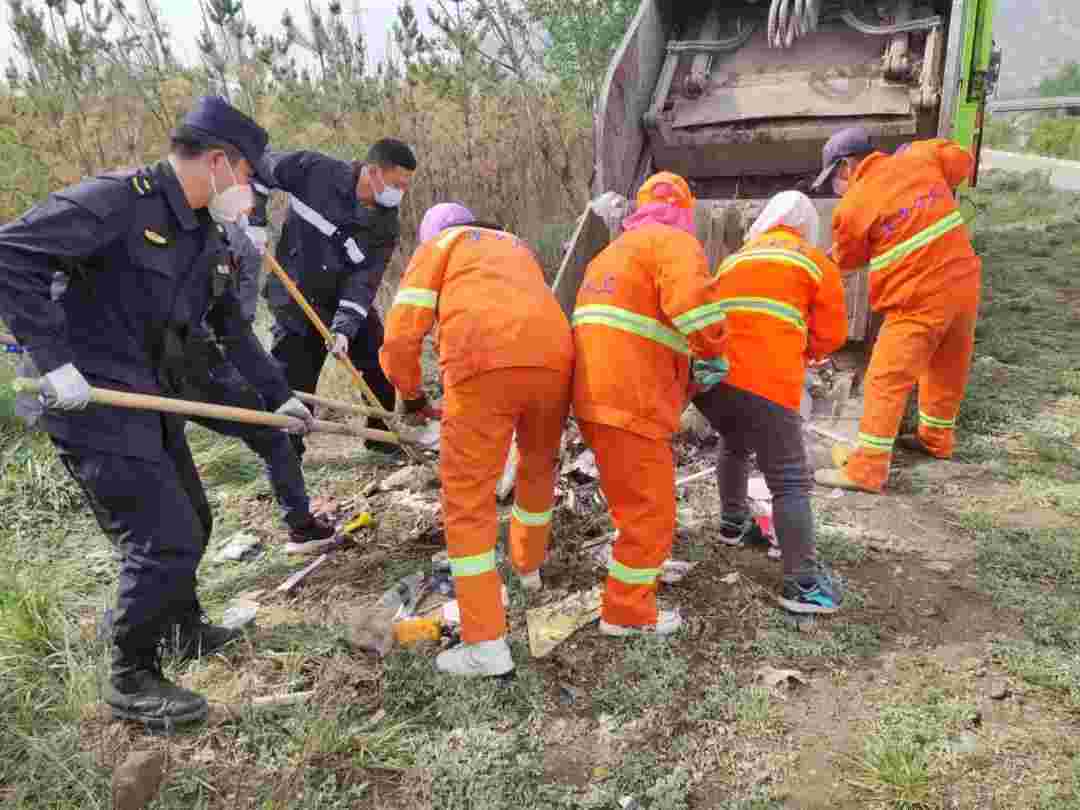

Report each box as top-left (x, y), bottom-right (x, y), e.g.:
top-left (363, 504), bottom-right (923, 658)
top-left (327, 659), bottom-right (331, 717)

top-left (718, 516), bottom-right (781, 560)
top-left (435, 637), bottom-right (515, 678)
top-left (167, 613), bottom-right (244, 660)
top-left (599, 608), bottom-right (683, 637)
top-left (517, 570), bottom-right (543, 593)
top-left (896, 434), bottom-right (945, 458)
top-left (779, 563), bottom-right (844, 615)
top-left (104, 666), bottom-right (209, 729)
top-left (285, 513), bottom-right (339, 555)
top-left (814, 467), bottom-right (878, 494)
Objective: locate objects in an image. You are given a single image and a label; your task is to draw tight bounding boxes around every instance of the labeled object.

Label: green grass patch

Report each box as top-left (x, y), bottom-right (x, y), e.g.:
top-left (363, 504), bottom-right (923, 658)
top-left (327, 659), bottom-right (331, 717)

top-left (817, 525), bottom-right (870, 565)
top-left (381, 639), bottom-right (543, 730)
top-left (751, 611), bottom-right (880, 661)
top-left (593, 635), bottom-right (689, 720)
top-left (845, 691), bottom-right (978, 808)
top-left (975, 523), bottom-right (1080, 651)
top-left (994, 641), bottom-right (1080, 711)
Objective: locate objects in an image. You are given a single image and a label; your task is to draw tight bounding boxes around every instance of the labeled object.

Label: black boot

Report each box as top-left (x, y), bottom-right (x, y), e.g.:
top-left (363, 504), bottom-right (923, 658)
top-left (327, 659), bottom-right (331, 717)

top-left (285, 512), bottom-right (339, 555)
top-left (165, 605), bottom-right (244, 660)
top-left (105, 648), bottom-right (208, 729)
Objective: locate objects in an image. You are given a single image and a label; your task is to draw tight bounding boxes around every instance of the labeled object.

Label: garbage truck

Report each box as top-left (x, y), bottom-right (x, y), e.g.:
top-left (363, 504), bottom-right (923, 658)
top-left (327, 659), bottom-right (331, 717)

top-left (552, 0), bottom-right (1000, 346)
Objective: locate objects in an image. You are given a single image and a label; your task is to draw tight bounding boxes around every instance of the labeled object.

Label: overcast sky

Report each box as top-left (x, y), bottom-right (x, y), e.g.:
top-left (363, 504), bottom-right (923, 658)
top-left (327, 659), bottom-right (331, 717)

top-left (1, 0), bottom-right (432, 72)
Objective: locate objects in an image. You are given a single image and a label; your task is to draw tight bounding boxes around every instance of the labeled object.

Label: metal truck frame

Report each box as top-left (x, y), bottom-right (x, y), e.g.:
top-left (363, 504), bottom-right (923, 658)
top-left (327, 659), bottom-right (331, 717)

top-left (552, 0), bottom-right (998, 347)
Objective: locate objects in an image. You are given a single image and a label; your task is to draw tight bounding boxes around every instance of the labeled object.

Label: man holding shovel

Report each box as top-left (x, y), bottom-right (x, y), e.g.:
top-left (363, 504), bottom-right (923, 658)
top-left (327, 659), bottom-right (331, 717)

top-left (261, 139), bottom-right (417, 459)
top-left (0, 96), bottom-right (312, 728)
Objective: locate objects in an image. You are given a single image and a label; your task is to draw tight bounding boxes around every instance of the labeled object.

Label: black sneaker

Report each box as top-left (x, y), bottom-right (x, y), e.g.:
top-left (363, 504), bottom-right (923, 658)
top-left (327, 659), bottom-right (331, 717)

top-left (166, 612), bottom-right (244, 660)
top-left (104, 665), bottom-right (209, 729)
top-left (285, 513), bottom-right (341, 555)
top-left (779, 562), bottom-right (844, 615)
top-left (718, 516), bottom-right (781, 559)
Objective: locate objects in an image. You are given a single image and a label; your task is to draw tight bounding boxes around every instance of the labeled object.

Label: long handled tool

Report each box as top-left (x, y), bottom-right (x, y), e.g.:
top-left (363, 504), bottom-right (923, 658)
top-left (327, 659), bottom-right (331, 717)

top-left (294, 390), bottom-right (393, 421)
top-left (11, 378), bottom-right (410, 446)
top-left (261, 253), bottom-right (425, 464)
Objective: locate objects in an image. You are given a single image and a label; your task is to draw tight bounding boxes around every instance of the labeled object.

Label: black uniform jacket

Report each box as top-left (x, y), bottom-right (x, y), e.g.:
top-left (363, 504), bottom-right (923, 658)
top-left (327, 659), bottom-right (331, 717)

top-left (262, 150), bottom-right (400, 340)
top-left (0, 161), bottom-right (291, 459)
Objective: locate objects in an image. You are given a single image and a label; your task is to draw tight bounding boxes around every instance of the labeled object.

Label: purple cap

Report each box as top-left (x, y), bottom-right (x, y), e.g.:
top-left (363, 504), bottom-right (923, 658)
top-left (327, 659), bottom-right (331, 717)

top-left (418, 203), bottom-right (475, 244)
top-left (811, 126), bottom-right (873, 191)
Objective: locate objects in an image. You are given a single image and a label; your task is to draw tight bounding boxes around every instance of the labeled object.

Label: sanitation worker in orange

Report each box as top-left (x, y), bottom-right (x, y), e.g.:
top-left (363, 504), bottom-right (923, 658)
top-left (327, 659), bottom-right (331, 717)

top-left (693, 191), bottom-right (848, 613)
top-left (573, 172), bottom-right (729, 636)
top-left (811, 127), bottom-right (981, 494)
top-left (380, 203), bottom-right (573, 677)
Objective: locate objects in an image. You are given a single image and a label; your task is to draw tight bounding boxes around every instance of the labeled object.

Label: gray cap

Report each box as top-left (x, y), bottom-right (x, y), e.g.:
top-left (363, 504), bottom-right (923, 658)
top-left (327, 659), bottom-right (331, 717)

top-left (811, 126), bottom-right (873, 191)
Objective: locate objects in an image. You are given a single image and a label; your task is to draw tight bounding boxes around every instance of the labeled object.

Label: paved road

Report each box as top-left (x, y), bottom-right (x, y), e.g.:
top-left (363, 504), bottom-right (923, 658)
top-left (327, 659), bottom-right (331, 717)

top-left (981, 149), bottom-right (1080, 192)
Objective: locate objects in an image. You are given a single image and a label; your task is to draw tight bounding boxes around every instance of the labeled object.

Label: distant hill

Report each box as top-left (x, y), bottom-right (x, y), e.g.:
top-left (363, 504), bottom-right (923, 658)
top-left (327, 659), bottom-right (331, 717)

top-left (994, 0), bottom-right (1080, 98)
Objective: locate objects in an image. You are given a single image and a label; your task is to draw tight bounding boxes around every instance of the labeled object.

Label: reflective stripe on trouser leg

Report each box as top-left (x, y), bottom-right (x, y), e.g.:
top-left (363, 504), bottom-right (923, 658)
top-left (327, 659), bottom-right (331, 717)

top-left (509, 503), bottom-right (552, 575)
top-left (509, 369), bottom-right (572, 575)
top-left (579, 421), bottom-right (675, 627)
top-left (917, 293), bottom-right (978, 459)
top-left (441, 374), bottom-right (519, 644)
top-left (847, 308), bottom-right (940, 492)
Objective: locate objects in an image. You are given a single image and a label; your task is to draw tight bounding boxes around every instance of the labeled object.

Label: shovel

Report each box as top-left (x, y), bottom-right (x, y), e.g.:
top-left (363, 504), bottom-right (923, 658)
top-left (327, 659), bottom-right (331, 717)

top-left (11, 378), bottom-right (418, 447)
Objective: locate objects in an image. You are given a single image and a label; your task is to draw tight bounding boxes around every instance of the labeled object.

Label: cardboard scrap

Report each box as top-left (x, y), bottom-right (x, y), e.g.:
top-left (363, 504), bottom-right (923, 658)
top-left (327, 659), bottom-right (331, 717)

top-left (526, 586), bottom-right (603, 658)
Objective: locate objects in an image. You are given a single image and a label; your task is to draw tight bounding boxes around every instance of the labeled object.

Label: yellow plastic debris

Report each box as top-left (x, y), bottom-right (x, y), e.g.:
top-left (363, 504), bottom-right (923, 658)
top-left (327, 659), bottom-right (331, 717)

top-left (343, 512), bottom-right (374, 535)
top-left (831, 443), bottom-right (852, 469)
top-left (526, 586), bottom-right (603, 658)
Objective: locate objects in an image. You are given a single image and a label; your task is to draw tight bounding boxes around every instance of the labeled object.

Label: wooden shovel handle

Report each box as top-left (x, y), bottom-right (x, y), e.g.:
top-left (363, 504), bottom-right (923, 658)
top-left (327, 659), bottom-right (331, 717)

top-left (11, 378), bottom-right (404, 445)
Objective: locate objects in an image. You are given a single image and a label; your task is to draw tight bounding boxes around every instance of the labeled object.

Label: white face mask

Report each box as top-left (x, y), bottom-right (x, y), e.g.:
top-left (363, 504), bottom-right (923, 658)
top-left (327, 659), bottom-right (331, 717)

top-left (371, 167), bottom-right (404, 208)
top-left (209, 158), bottom-right (255, 224)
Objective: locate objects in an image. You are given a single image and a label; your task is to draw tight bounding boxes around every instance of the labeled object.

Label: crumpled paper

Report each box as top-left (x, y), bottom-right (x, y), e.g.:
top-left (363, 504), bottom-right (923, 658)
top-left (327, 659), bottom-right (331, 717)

top-left (526, 586), bottom-right (603, 658)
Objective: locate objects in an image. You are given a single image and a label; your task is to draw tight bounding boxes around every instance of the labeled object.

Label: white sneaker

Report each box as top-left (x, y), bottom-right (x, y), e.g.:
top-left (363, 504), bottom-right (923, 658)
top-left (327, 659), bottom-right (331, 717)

top-left (518, 570), bottom-right (543, 593)
top-left (435, 637), bottom-right (515, 677)
top-left (599, 608), bottom-right (683, 637)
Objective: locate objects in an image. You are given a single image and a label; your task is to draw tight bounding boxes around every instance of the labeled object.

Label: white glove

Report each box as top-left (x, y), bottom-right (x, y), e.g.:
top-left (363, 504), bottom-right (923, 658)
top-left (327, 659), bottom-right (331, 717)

top-left (41, 363), bottom-right (91, 411)
top-left (244, 225), bottom-right (269, 255)
top-left (327, 333), bottom-right (349, 358)
top-left (275, 396), bottom-right (314, 435)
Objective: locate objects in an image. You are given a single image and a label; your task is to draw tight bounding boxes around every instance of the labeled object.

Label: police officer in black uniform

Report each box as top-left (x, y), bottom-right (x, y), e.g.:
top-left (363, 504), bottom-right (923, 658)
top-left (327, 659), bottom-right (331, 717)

top-left (178, 189), bottom-right (336, 552)
top-left (261, 139), bottom-right (417, 459)
top-left (0, 96), bottom-right (315, 728)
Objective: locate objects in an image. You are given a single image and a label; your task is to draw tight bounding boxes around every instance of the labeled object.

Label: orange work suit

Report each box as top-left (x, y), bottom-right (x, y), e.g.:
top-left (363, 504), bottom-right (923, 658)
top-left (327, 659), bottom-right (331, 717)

top-left (380, 226), bottom-right (574, 643)
top-left (573, 223), bottom-right (728, 627)
top-left (716, 226), bottom-right (848, 410)
top-left (832, 138), bottom-right (982, 492)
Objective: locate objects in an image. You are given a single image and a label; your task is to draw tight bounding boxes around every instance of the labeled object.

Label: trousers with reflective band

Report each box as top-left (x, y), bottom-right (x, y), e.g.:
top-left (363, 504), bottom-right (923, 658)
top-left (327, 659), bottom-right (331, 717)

top-left (572, 305), bottom-right (689, 355)
top-left (869, 210), bottom-right (965, 274)
top-left (442, 367), bottom-right (571, 642)
top-left (845, 283), bottom-right (979, 492)
top-left (579, 420), bottom-right (675, 627)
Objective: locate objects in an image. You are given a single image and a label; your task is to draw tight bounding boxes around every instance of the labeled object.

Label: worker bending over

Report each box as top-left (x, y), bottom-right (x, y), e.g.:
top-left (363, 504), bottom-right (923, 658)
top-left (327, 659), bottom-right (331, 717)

top-left (262, 139), bottom-right (417, 458)
top-left (693, 191), bottom-right (847, 613)
top-left (811, 127), bottom-right (982, 493)
top-left (573, 172), bottom-right (729, 636)
top-left (380, 203), bottom-right (573, 678)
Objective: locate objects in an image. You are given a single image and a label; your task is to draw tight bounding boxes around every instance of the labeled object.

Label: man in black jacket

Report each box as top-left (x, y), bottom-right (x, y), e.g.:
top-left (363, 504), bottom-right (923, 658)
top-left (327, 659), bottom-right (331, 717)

top-left (0, 96), bottom-right (312, 727)
top-left (262, 139), bottom-right (417, 458)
